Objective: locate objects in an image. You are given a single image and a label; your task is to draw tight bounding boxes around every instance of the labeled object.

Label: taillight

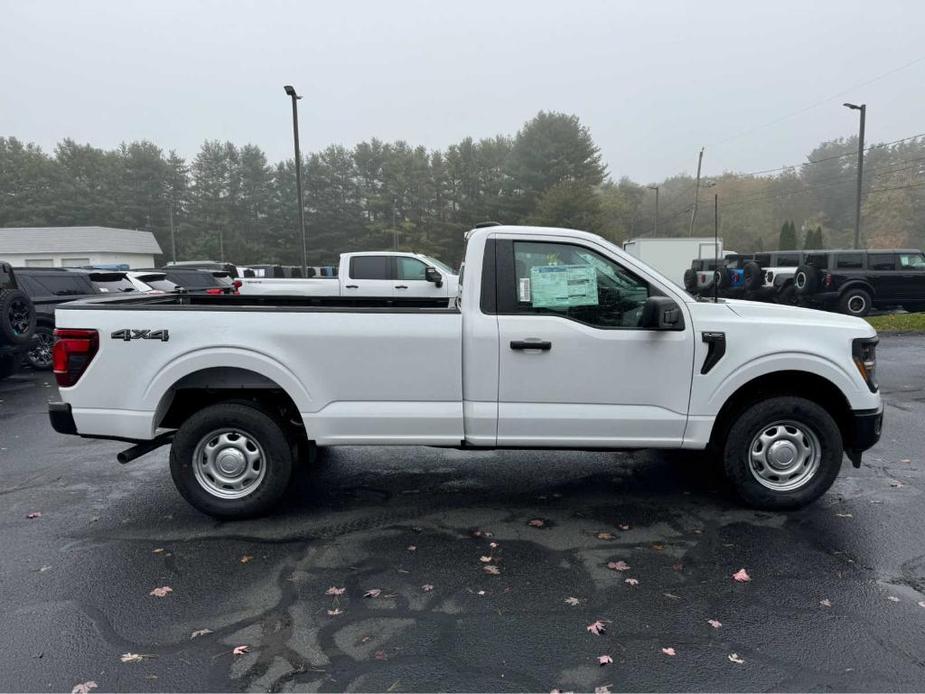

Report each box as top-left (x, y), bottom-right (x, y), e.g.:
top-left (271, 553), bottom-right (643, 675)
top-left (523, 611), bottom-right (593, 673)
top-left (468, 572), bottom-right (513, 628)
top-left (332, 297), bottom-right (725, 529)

top-left (233, 279), bottom-right (242, 289)
top-left (823, 272), bottom-right (833, 288)
top-left (52, 329), bottom-right (99, 387)
top-left (205, 288), bottom-right (223, 295)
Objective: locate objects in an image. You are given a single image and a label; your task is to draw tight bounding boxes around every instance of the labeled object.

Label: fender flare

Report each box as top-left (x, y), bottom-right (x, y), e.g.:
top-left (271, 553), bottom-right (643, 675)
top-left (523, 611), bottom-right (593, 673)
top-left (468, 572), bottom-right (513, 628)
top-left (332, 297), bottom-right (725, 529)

top-left (839, 280), bottom-right (875, 298)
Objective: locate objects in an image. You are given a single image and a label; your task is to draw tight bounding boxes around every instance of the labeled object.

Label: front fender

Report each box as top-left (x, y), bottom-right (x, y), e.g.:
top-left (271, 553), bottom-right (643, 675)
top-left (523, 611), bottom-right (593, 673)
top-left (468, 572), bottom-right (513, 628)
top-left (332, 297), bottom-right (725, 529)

top-left (697, 351), bottom-right (870, 414)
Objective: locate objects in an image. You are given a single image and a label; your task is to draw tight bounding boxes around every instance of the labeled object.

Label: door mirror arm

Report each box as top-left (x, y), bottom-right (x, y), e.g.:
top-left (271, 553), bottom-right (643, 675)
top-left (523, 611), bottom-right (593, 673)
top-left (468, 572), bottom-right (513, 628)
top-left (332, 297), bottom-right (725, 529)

top-left (640, 296), bottom-right (685, 330)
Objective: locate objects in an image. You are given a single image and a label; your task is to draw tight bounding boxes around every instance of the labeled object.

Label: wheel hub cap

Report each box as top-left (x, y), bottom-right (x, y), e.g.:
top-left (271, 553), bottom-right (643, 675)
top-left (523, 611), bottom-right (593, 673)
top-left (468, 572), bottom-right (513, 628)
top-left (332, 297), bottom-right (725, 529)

top-left (192, 429), bottom-right (267, 500)
top-left (748, 420), bottom-right (821, 492)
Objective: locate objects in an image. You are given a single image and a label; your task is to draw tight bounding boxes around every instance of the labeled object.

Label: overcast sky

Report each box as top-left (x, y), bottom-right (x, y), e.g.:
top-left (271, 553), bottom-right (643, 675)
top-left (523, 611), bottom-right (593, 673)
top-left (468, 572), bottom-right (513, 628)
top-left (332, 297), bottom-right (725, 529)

top-left (2, 0), bottom-right (923, 183)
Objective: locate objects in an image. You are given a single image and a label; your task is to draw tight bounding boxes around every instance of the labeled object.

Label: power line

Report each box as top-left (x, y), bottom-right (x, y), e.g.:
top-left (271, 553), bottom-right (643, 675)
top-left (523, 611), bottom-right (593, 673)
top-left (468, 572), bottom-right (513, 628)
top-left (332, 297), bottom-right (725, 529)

top-left (709, 54), bottom-right (925, 149)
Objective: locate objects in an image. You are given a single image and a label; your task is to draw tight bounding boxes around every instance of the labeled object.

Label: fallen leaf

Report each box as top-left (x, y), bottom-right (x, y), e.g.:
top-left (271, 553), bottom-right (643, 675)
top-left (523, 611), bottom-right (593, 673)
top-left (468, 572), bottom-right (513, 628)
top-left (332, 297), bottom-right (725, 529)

top-left (489, 541), bottom-right (499, 549)
top-left (651, 543), bottom-right (665, 551)
top-left (835, 513), bottom-right (853, 518)
top-left (26, 512), bottom-right (42, 519)
top-left (407, 545), bottom-right (416, 552)
top-left (233, 645), bottom-right (249, 656)
top-left (479, 555), bottom-right (493, 563)
top-left (595, 686), bottom-right (611, 694)
top-left (732, 568), bottom-right (751, 582)
top-left (672, 562), bottom-right (684, 572)
top-left (325, 586), bottom-right (346, 596)
top-left (240, 555), bottom-right (253, 564)
top-left (149, 586), bottom-right (173, 597)
top-left (422, 584), bottom-right (434, 592)
top-left (374, 649), bottom-right (387, 661)
top-left (120, 653), bottom-right (145, 663)
top-left (152, 548), bottom-right (165, 554)
top-left (607, 560), bottom-right (631, 572)
top-left (71, 681), bottom-right (97, 694)
top-left (528, 519), bottom-right (545, 528)
top-left (564, 596), bottom-right (580, 606)
top-left (661, 647), bottom-right (676, 656)
top-left (899, 458), bottom-right (911, 464)
top-left (890, 480), bottom-right (904, 488)
top-left (663, 592), bottom-right (681, 600)
top-left (618, 524), bottom-right (631, 531)
top-left (586, 620), bottom-right (607, 635)
top-left (707, 619), bottom-right (722, 629)
top-left (596, 532), bottom-right (614, 540)
top-left (327, 608), bottom-right (343, 616)
top-left (190, 628), bottom-right (213, 639)
top-left (364, 588), bottom-right (382, 598)
top-left (477, 590), bottom-right (486, 596)
top-left (887, 596), bottom-right (900, 602)
top-left (820, 599), bottom-right (832, 608)
top-left (728, 653), bottom-right (745, 664)
top-left (37, 565), bottom-right (52, 573)
top-left (471, 528), bottom-right (493, 538)
top-left (483, 564), bottom-right (501, 575)
top-left (598, 654), bottom-right (613, 666)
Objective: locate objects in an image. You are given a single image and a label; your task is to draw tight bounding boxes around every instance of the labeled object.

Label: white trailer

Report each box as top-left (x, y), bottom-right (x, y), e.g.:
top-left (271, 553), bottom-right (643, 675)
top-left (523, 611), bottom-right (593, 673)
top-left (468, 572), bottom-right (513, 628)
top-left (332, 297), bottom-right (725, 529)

top-left (623, 237), bottom-right (725, 287)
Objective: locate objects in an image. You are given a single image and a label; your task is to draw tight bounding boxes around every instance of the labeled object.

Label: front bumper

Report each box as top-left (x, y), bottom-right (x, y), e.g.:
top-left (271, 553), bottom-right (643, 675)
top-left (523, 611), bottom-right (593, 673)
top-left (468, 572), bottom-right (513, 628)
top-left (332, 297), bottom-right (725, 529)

top-left (49, 401), bottom-right (78, 436)
top-left (844, 407), bottom-right (883, 467)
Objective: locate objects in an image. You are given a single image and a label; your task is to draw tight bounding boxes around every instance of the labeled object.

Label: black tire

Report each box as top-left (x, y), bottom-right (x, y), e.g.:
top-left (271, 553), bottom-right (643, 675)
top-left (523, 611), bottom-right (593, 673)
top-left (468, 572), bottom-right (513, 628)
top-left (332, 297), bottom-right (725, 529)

top-left (838, 287), bottom-right (871, 317)
top-left (0, 354), bottom-right (17, 380)
top-left (714, 269), bottom-right (729, 289)
top-left (722, 396), bottom-right (843, 510)
top-left (793, 265), bottom-right (818, 295)
top-left (169, 402), bottom-right (294, 519)
top-left (0, 289), bottom-right (36, 346)
top-left (683, 268), bottom-right (698, 293)
top-left (742, 261), bottom-right (763, 291)
top-left (25, 325), bottom-right (54, 371)
top-left (776, 283), bottom-right (797, 306)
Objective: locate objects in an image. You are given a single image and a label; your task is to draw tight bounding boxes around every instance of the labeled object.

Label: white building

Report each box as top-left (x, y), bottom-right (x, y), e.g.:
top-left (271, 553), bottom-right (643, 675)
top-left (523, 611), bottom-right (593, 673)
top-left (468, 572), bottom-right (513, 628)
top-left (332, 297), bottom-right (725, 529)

top-left (0, 226), bottom-right (162, 268)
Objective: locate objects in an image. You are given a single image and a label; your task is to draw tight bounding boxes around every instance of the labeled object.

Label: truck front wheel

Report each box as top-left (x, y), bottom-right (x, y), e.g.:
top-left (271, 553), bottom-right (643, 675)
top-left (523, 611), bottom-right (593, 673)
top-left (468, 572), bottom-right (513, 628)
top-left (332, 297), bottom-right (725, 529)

top-left (170, 402), bottom-right (293, 519)
top-left (723, 396), bottom-right (843, 509)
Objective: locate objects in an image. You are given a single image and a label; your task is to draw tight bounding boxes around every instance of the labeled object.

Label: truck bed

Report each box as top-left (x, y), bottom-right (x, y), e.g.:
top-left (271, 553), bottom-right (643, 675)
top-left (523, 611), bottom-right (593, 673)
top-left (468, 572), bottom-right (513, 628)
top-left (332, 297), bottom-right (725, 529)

top-left (60, 293), bottom-right (459, 311)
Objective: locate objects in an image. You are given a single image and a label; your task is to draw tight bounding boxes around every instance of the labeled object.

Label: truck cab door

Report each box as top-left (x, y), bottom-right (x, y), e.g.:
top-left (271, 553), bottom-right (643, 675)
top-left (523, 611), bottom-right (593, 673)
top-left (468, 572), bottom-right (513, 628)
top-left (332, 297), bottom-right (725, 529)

top-left (493, 237), bottom-right (695, 447)
top-left (394, 256), bottom-right (448, 302)
top-left (344, 255), bottom-right (395, 297)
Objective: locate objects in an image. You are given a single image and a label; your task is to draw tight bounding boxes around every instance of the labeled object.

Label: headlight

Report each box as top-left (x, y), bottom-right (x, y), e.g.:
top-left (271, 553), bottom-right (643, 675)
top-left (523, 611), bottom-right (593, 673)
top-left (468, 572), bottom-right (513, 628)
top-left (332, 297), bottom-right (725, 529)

top-left (852, 337), bottom-right (878, 392)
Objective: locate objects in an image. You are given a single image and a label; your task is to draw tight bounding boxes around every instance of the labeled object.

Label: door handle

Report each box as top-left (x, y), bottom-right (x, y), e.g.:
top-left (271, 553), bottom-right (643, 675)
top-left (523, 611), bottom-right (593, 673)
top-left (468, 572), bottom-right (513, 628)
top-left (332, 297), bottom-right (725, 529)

top-left (395, 285), bottom-right (408, 289)
top-left (345, 285), bottom-right (358, 289)
top-left (510, 340), bottom-right (552, 351)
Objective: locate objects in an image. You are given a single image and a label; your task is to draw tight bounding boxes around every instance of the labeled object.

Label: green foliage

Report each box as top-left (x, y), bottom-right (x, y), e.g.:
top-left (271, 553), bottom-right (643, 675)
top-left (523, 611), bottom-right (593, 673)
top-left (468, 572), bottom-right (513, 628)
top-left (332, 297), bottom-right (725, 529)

top-left (779, 220), bottom-right (797, 250)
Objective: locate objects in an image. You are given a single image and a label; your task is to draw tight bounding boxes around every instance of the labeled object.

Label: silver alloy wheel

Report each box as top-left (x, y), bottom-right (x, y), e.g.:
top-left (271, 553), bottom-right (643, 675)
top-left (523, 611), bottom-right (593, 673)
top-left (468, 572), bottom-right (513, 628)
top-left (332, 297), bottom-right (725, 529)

top-left (192, 428), bottom-right (267, 499)
top-left (847, 294), bottom-right (867, 314)
top-left (748, 419), bottom-right (821, 492)
top-left (27, 331), bottom-right (53, 369)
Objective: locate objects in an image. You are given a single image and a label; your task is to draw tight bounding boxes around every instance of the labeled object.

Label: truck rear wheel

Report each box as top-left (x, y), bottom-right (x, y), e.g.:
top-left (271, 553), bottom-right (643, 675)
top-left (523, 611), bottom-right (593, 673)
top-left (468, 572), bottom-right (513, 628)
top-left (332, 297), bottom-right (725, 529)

top-left (170, 402), bottom-right (293, 519)
top-left (838, 288), bottom-right (871, 317)
top-left (722, 396), bottom-right (843, 509)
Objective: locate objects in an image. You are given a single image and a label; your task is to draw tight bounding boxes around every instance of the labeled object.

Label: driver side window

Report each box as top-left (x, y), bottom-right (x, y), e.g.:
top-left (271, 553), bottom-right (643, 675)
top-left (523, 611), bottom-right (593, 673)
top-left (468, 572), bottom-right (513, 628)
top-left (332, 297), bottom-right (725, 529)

top-left (506, 241), bottom-right (650, 328)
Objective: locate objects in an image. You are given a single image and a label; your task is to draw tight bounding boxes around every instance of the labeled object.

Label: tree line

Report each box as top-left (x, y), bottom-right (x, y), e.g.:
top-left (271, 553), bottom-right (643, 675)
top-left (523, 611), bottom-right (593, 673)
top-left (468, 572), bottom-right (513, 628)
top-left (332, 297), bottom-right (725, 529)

top-left (1, 111), bottom-right (923, 267)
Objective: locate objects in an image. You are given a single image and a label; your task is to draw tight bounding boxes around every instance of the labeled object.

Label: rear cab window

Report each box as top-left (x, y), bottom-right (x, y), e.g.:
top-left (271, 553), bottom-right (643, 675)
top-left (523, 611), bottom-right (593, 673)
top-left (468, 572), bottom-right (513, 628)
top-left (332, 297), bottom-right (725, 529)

top-left (835, 253), bottom-right (864, 270)
top-left (89, 273), bottom-right (136, 293)
top-left (350, 256), bottom-right (391, 280)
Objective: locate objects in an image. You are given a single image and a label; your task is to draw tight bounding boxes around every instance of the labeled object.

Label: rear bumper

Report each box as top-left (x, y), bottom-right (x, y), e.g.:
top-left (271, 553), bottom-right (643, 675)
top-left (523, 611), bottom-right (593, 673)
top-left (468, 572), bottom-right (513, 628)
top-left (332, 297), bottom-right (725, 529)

top-left (49, 401), bottom-right (78, 435)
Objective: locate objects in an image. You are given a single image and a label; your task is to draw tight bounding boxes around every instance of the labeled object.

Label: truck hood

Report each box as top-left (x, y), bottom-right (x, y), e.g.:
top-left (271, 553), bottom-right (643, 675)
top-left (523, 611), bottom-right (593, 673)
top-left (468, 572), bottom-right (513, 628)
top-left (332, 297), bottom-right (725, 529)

top-left (720, 298), bottom-right (876, 335)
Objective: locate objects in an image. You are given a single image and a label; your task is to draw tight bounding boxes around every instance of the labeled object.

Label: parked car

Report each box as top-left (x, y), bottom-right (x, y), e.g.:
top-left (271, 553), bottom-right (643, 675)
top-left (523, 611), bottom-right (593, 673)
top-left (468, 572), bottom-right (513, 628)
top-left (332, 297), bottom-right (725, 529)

top-left (794, 249), bottom-right (925, 316)
top-left (48, 224), bottom-right (881, 519)
top-left (165, 260), bottom-right (239, 279)
top-left (159, 268), bottom-right (237, 295)
top-left (125, 271), bottom-right (182, 294)
top-left (13, 268), bottom-right (99, 370)
top-left (239, 251), bottom-right (458, 305)
top-left (0, 263), bottom-right (37, 380)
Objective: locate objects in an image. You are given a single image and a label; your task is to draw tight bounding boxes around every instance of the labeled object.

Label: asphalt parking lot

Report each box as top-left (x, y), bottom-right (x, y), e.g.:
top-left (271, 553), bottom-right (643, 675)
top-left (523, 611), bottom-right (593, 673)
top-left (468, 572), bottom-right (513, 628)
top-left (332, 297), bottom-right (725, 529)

top-left (1, 335), bottom-right (924, 693)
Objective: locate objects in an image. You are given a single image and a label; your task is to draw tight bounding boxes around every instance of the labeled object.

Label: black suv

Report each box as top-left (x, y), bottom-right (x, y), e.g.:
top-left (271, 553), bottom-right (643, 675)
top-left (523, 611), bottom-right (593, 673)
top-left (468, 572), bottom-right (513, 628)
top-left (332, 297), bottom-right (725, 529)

top-left (0, 263), bottom-right (37, 380)
top-left (794, 249), bottom-right (925, 316)
top-left (13, 268), bottom-right (102, 370)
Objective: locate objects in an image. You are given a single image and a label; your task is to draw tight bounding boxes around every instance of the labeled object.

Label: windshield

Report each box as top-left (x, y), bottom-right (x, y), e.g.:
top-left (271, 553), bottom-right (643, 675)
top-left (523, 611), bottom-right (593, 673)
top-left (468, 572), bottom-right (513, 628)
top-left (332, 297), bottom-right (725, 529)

top-left (90, 274), bottom-right (137, 293)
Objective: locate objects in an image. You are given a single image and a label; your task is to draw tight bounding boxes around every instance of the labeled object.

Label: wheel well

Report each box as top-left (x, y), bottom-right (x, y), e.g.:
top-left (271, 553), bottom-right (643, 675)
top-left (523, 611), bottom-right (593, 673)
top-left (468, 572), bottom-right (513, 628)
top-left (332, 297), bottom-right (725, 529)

top-left (156, 367), bottom-right (305, 441)
top-left (708, 370), bottom-right (853, 451)
top-left (840, 282), bottom-right (874, 297)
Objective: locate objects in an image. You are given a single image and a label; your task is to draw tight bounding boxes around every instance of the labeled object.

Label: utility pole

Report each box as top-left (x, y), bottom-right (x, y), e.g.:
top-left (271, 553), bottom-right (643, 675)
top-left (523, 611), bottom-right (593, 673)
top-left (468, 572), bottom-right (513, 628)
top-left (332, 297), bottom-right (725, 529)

top-left (285, 85), bottom-right (308, 275)
top-left (168, 202), bottom-right (176, 263)
top-left (392, 195), bottom-right (398, 250)
top-left (647, 185), bottom-right (659, 236)
top-left (688, 147), bottom-right (704, 237)
top-left (843, 103), bottom-right (866, 249)
top-left (218, 228), bottom-right (224, 262)
top-left (713, 192), bottom-right (719, 303)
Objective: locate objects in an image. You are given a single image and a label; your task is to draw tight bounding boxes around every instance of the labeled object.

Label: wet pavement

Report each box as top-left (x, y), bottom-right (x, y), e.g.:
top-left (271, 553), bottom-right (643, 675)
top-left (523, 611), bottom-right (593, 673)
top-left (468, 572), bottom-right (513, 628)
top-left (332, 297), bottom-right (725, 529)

top-left (0, 335), bottom-right (923, 692)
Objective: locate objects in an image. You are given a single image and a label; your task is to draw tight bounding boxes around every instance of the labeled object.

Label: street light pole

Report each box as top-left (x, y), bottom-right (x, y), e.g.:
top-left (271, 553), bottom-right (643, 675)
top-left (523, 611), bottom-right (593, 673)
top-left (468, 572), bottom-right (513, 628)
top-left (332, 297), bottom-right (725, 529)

top-left (844, 102), bottom-right (866, 249)
top-left (688, 147), bottom-right (704, 237)
top-left (285, 85), bottom-right (308, 276)
top-left (647, 185), bottom-right (659, 236)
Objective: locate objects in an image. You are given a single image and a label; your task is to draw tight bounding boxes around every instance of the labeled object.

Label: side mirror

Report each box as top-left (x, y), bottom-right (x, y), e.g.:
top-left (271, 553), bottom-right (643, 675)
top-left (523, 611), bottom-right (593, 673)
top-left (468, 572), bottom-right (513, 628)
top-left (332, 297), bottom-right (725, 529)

top-left (425, 267), bottom-right (443, 287)
top-left (640, 296), bottom-right (685, 330)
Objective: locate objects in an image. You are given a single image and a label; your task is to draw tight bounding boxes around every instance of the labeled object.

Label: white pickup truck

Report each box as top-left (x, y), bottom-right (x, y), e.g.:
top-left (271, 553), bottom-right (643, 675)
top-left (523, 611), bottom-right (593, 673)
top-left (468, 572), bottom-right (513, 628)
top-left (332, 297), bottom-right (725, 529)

top-left (239, 251), bottom-right (459, 305)
top-left (48, 225), bottom-right (882, 519)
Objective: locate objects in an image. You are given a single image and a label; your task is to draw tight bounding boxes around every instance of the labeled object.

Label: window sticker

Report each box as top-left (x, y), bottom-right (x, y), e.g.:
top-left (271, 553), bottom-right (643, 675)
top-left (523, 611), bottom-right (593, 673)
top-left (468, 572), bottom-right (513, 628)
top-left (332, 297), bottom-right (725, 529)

top-left (518, 277), bottom-right (531, 302)
top-left (529, 264), bottom-right (598, 308)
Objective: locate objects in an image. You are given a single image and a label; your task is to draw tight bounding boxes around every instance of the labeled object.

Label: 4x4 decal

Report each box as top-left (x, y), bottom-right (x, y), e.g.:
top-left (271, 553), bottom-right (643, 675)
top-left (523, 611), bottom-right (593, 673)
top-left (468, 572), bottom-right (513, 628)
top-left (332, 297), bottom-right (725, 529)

top-left (111, 329), bottom-right (169, 342)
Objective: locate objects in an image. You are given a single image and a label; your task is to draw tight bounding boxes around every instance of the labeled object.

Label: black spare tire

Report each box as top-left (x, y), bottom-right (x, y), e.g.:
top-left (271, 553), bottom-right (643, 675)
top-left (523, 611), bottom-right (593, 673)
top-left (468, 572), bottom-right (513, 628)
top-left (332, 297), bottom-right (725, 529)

top-left (0, 289), bottom-right (36, 346)
top-left (683, 268), bottom-right (698, 293)
top-left (794, 264), bottom-right (818, 295)
top-left (742, 261), bottom-right (763, 291)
